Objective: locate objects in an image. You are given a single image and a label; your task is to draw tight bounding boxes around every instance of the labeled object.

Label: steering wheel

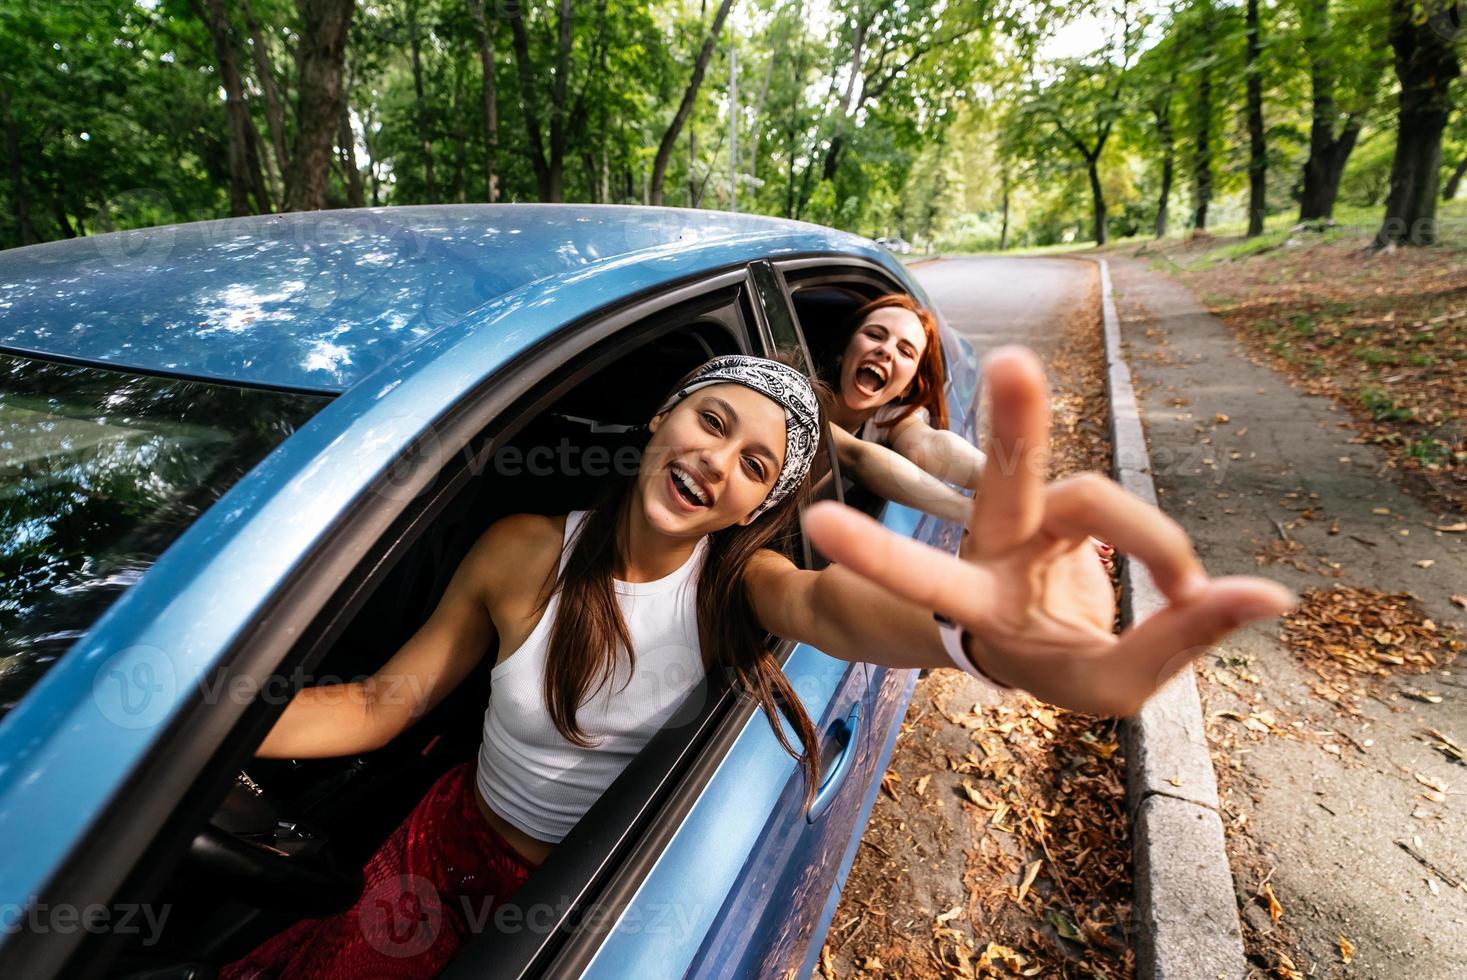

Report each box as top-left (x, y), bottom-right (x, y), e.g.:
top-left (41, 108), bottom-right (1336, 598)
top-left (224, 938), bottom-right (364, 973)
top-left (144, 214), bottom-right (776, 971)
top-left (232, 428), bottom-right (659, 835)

top-left (183, 772), bottom-right (362, 917)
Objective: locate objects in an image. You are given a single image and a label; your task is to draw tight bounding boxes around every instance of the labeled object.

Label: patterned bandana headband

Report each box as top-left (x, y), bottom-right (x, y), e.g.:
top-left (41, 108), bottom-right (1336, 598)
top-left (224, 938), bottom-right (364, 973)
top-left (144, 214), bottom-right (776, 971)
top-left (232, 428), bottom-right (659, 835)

top-left (656, 355), bottom-right (821, 519)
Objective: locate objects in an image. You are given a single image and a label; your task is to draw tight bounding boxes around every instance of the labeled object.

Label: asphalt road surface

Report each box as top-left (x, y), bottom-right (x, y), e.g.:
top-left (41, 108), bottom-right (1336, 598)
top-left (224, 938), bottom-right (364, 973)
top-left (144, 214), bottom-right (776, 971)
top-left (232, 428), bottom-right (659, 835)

top-left (910, 255), bottom-right (1093, 353)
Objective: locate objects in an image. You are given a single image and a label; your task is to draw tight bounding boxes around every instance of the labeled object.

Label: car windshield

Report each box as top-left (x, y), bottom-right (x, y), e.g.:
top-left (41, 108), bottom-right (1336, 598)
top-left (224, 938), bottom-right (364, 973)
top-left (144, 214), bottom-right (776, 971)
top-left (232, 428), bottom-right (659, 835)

top-left (0, 352), bottom-right (331, 720)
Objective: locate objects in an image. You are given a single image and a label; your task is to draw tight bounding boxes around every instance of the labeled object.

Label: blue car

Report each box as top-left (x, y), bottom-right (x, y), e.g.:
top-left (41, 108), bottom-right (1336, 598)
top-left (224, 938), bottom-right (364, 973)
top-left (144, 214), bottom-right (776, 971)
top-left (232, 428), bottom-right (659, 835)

top-left (0, 205), bottom-right (978, 979)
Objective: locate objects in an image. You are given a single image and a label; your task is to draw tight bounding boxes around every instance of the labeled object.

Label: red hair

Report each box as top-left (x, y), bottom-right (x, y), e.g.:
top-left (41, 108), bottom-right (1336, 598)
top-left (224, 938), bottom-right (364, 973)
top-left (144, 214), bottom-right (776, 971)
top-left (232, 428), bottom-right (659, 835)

top-left (841, 293), bottom-right (949, 431)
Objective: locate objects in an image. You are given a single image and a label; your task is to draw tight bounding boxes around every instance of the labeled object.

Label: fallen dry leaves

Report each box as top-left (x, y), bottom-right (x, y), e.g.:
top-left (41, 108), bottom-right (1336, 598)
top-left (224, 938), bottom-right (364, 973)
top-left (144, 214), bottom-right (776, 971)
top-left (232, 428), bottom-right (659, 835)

top-left (1281, 585), bottom-right (1463, 706)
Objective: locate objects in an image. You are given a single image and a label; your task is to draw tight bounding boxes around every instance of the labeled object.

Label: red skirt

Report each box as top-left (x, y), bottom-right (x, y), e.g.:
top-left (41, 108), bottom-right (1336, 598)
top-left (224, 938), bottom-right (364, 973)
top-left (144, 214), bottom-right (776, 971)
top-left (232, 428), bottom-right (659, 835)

top-left (219, 760), bottom-right (537, 980)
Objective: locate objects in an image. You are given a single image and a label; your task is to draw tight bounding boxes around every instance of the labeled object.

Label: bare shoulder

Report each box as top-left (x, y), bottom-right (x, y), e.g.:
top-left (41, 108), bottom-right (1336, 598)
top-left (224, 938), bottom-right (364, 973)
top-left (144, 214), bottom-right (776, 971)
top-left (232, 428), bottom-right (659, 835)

top-left (744, 546), bottom-right (804, 597)
top-left (461, 512), bottom-right (567, 599)
top-left (745, 547), bottom-right (814, 641)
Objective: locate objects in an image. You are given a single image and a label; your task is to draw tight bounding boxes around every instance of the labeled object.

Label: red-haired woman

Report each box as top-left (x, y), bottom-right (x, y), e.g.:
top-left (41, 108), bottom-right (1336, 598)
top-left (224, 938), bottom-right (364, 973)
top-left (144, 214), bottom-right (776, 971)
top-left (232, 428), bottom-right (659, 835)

top-left (825, 294), bottom-right (1113, 566)
top-left (221, 351), bottom-right (1288, 979)
top-left (823, 294), bottom-right (987, 524)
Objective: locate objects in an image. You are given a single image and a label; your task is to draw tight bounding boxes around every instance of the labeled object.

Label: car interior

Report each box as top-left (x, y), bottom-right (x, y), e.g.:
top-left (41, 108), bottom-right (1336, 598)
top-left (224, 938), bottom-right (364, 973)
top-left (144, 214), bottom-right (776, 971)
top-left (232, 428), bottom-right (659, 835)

top-left (94, 271), bottom-right (903, 980)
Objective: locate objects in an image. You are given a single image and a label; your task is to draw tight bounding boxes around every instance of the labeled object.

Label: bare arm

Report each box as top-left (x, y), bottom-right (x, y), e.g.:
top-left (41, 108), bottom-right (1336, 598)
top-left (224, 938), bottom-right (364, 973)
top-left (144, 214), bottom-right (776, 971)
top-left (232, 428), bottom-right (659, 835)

top-left (745, 549), bottom-right (947, 671)
top-left (829, 422), bottom-right (975, 525)
top-left (254, 516), bottom-right (541, 758)
top-left (889, 417), bottom-right (987, 494)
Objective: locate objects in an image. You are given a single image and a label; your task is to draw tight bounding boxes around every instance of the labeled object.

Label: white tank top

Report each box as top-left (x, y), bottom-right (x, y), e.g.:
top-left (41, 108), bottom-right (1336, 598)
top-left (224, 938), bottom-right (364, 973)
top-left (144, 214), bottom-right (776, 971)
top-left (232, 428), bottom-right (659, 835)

top-left (476, 510), bottom-right (709, 843)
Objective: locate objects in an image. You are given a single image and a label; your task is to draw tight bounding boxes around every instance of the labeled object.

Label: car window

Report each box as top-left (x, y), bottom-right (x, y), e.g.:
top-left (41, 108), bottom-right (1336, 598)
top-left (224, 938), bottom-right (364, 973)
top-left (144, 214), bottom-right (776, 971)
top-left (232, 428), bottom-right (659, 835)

top-left (0, 352), bottom-right (330, 720)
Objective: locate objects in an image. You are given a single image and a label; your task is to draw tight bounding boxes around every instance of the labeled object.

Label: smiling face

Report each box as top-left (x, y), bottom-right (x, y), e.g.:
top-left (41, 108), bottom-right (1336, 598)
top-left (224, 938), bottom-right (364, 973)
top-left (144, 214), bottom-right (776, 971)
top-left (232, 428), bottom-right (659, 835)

top-left (838, 306), bottom-right (928, 414)
top-left (637, 382), bottom-right (788, 535)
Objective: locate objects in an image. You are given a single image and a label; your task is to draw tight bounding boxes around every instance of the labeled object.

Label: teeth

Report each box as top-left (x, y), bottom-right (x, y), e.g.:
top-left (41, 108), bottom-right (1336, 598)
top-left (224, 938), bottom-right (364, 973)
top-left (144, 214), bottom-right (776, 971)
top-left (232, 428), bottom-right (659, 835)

top-left (859, 364), bottom-right (887, 389)
top-left (672, 466), bottom-right (710, 505)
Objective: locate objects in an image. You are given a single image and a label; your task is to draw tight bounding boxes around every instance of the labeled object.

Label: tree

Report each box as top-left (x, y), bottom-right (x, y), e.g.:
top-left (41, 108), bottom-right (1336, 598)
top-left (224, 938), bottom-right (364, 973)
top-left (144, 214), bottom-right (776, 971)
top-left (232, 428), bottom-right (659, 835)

top-left (466, 0), bottom-right (500, 202)
top-left (650, 0), bottom-right (736, 206)
top-left (1296, 0), bottom-right (1388, 222)
top-left (283, 0), bottom-right (356, 211)
top-left (1243, 0), bottom-right (1266, 236)
top-left (1130, 30), bottom-right (1183, 238)
top-left (506, 0), bottom-right (609, 202)
top-left (1016, 5), bottom-right (1135, 246)
top-left (196, 0), bottom-right (272, 215)
top-left (1374, 0), bottom-right (1462, 246)
top-left (1188, 0), bottom-right (1218, 231)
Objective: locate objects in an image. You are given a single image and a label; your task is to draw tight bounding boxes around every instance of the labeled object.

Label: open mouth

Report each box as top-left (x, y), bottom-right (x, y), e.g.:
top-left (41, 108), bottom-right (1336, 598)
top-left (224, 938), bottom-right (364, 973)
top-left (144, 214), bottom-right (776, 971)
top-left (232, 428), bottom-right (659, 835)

top-left (668, 464), bottom-right (712, 509)
top-left (854, 362), bottom-right (888, 396)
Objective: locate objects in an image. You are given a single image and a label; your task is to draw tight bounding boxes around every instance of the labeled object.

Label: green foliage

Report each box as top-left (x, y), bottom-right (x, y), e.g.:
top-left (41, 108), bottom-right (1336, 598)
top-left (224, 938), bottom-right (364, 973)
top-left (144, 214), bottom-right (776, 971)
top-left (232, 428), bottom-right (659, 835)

top-left (0, 0), bottom-right (1455, 254)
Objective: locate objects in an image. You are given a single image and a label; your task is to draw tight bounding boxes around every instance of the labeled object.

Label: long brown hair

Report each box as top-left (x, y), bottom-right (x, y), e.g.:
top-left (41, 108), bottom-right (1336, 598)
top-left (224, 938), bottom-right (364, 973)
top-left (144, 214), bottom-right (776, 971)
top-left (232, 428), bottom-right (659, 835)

top-left (538, 363), bottom-right (826, 810)
top-left (840, 293), bottom-right (950, 431)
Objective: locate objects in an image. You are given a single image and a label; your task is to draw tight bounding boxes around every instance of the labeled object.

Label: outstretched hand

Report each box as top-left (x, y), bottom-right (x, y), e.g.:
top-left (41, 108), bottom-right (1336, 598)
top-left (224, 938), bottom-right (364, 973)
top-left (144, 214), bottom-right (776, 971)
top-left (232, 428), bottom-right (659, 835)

top-left (802, 346), bottom-right (1294, 716)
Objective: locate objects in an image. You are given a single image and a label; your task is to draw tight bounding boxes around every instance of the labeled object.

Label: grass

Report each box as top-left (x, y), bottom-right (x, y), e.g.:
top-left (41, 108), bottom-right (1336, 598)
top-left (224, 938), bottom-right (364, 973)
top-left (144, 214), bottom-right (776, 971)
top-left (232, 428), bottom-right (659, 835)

top-left (961, 196), bottom-right (1467, 262)
top-left (1357, 386), bottom-right (1417, 422)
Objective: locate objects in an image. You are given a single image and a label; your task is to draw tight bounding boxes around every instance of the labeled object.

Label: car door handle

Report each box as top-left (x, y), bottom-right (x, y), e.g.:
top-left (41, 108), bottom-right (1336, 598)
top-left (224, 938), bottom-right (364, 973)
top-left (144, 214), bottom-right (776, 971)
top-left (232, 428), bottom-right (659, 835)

top-left (805, 701), bottom-right (862, 823)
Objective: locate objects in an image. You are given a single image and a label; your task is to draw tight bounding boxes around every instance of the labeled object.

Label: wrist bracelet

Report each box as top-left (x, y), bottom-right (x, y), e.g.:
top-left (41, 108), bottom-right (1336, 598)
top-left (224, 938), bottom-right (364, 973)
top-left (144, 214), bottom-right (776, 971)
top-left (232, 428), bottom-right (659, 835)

top-left (933, 612), bottom-right (1013, 690)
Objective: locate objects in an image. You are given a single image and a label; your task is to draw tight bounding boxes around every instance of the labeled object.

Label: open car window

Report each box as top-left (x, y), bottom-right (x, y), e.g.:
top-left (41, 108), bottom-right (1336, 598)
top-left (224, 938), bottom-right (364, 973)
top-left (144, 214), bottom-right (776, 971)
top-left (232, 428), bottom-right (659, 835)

top-left (72, 271), bottom-right (830, 979)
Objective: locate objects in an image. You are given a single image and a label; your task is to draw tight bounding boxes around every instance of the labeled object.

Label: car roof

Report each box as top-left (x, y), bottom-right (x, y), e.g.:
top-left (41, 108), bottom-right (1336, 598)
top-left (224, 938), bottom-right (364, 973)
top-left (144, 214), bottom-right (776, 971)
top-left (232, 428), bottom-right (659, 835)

top-left (0, 205), bottom-right (888, 393)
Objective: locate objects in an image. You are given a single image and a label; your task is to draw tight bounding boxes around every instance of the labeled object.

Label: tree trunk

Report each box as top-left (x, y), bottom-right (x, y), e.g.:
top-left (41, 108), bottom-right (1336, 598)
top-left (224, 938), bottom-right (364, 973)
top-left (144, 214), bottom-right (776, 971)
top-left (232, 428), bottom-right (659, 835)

top-left (467, 0), bottom-right (499, 202)
top-left (545, 0), bottom-right (574, 202)
top-left (650, 0), bottom-right (736, 206)
top-left (1193, 61), bottom-right (1213, 230)
top-left (1087, 157), bottom-right (1108, 245)
top-left (998, 174), bottom-right (1010, 251)
top-left (507, 10), bottom-right (553, 200)
top-left (688, 121), bottom-right (697, 207)
top-left (283, 0), bottom-right (355, 212)
top-left (243, 111), bottom-right (275, 212)
top-left (338, 100), bottom-right (365, 207)
top-left (451, 58), bottom-right (467, 202)
top-left (197, 0), bottom-right (255, 216)
top-left (1298, 0), bottom-right (1360, 222)
top-left (1191, 1), bottom-right (1214, 231)
top-left (1154, 96), bottom-right (1174, 238)
top-left (1445, 153), bottom-right (1467, 201)
top-left (1, 84), bottom-right (38, 245)
top-left (1375, 0), bottom-right (1460, 246)
top-left (819, 18), bottom-right (867, 183)
top-left (746, 32), bottom-right (779, 184)
top-left (241, 0), bottom-right (290, 179)
top-left (408, 1), bottom-right (437, 200)
top-left (50, 192), bottom-right (77, 239)
top-left (1244, 0), bottom-right (1267, 236)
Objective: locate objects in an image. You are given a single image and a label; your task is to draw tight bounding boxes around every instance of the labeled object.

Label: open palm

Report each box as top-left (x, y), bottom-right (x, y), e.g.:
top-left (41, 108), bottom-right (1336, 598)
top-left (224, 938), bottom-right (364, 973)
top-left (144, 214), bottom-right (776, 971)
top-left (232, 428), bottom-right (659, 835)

top-left (803, 346), bottom-right (1294, 716)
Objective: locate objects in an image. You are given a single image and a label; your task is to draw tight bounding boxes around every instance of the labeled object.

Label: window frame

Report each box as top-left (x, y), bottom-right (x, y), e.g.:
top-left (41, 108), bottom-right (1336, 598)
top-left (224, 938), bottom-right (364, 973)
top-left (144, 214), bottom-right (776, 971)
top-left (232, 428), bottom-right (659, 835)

top-left (30, 265), bottom-right (755, 980)
top-left (467, 259), bottom-right (886, 975)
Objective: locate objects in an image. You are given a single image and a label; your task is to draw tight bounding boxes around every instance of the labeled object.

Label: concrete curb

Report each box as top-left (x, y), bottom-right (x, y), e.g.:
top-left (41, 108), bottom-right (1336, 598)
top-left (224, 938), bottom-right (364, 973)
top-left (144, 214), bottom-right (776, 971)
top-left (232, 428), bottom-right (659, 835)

top-left (1089, 258), bottom-right (1247, 980)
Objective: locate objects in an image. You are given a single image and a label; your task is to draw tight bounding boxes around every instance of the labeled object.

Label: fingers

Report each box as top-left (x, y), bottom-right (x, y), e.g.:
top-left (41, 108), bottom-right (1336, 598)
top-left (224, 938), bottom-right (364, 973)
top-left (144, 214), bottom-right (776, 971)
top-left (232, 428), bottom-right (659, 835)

top-left (803, 500), bottom-right (997, 624)
top-left (1044, 473), bottom-right (1208, 604)
top-left (968, 346), bottom-right (1050, 559)
top-left (1107, 576), bottom-right (1296, 707)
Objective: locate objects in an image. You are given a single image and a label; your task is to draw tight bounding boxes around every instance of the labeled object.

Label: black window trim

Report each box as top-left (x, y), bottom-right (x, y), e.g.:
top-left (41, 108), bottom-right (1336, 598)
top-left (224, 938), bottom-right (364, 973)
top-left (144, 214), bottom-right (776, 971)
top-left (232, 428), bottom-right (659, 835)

top-left (0, 343), bottom-right (347, 398)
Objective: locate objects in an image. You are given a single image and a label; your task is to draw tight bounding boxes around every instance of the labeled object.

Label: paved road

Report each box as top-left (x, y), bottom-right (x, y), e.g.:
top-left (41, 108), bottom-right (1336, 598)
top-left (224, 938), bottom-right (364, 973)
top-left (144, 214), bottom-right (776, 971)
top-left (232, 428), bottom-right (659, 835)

top-left (911, 255), bottom-right (1093, 353)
